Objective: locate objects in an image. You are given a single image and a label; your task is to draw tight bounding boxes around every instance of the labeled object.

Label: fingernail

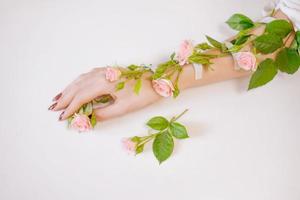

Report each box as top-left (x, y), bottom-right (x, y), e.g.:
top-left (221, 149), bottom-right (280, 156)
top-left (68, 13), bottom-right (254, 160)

top-left (52, 93), bottom-right (62, 101)
top-left (48, 102), bottom-right (57, 110)
top-left (59, 111), bottom-right (65, 121)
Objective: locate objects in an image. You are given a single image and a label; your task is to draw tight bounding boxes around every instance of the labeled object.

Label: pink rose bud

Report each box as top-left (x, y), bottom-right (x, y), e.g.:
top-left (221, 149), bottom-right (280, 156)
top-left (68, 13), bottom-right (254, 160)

top-left (121, 138), bottom-right (137, 154)
top-left (233, 52), bottom-right (257, 71)
top-left (70, 114), bottom-right (93, 132)
top-left (177, 40), bottom-right (194, 66)
top-left (152, 79), bottom-right (174, 97)
top-left (105, 67), bottom-right (121, 82)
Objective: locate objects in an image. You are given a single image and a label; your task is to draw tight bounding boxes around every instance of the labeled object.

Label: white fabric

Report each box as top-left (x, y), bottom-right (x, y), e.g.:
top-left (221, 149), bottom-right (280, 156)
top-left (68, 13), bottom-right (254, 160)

top-left (279, 0), bottom-right (300, 30)
top-left (192, 63), bottom-right (203, 80)
top-left (223, 42), bottom-right (241, 70)
top-left (195, 0), bottom-right (300, 80)
top-left (193, 0), bottom-right (300, 80)
top-left (259, 16), bottom-right (277, 23)
top-left (264, 0), bottom-right (300, 30)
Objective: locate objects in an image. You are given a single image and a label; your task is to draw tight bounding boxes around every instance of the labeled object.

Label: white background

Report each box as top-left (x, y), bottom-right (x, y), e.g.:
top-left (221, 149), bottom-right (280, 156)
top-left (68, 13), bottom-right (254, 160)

top-left (0, 0), bottom-right (299, 199)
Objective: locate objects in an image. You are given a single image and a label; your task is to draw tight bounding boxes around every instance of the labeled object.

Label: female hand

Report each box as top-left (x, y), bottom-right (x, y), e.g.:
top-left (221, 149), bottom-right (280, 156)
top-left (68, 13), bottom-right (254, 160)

top-left (49, 67), bottom-right (162, 121)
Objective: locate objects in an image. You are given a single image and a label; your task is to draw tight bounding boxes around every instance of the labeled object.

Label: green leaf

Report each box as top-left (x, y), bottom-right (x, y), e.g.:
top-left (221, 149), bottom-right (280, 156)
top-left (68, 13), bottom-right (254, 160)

top-left (275, 48), bottom-right (300, 74)
top-left (131, 136), bottom-right (141, 143)
top-left (226, 14), bottom-right (254, 31)
top-left (248, 59), bottom-right (278, 90)
top-left (146, 116), bottom-right (169, 130)
top-left (153, 131), bottom-right (174, 164)
top-left (127, 64), bottom-right (139, 71)
top-left (296, 31), bottom-right (300, 45)
top-left (169, 122), bottom-right (189, 139)
top-left (153, 60), bottom-right (176, 79)
top-left (221, 43), bottom-right (228, 53)
top-left (115, 81), bottom-right (125, 91)
top-left (253, 33), bottom-right (283, 54)
top-left (234, 34), bottom-right (251, 45)
top-left (228, 44), bottom-right (243, 53)
top-left (290, 39), bottom-right (298, 50)
top-left (135, 144), bottom-right (144, 155)
top-left (296, 31), bottom-right (300, 54)
top-left (172, 83), bottom-right (180, 98)
top-left (90, 112), bottom-right (97, 127)
top-left (195, 42), bottom-right (213, 50)
top-left (93, 94), bottom-right (113, 104)
top-left (170, 52), bottom-right (176, 60)
top-left (188, 57), bottom-right (211, 65)
top-left (194, 53), bottom-right (219, 59)
top-left (67, 116), bottom-right (74, 127)
top-left (206, 35), bottom-right (222, 49)
top-left (84, 102), bottom-right (93, 116)
top-left (133, 79), bottom-right (142, 94)
top-left (266, 20), bottom-right (292, 38)
top-left (78, 104), bottom-right (85, 114)
top-left (188, 54), bottom-right (212, 65)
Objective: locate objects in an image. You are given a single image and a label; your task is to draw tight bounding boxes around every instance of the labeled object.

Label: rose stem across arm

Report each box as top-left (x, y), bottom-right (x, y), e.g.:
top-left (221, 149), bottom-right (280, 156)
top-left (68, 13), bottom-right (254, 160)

top-left (178, 10), bottom-right (294, 90)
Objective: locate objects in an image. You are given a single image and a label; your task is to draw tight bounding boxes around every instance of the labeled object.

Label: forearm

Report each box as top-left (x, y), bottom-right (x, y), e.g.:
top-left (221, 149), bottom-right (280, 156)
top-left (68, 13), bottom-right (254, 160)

top-left (50, 8), bottom-right (300, 124)
top-left (179, 10), bottom-right (293, 90)
top-left (180, 56), bottom-right (250, 89)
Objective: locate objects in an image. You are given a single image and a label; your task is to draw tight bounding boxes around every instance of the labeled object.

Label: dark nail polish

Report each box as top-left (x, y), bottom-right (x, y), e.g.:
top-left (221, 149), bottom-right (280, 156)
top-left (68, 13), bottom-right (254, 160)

top-left (52, 93), bottom-right (62, 101)
top-left (48, 102), bottom-right (57, 110)
top-left (59, 111), bottom-right (65, 121)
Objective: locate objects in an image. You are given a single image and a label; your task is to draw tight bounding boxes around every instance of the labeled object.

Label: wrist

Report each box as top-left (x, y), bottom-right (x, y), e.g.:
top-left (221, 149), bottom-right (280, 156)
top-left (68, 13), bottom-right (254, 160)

top-left (273, 9), bottom-right (290, 21)
top-left (177, 64), bottom-right (194, 90)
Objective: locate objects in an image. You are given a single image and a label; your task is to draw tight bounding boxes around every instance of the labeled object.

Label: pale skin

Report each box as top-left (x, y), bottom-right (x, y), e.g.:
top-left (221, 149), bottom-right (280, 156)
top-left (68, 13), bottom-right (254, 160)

top-left (48, 10), bottom-right (293, 121)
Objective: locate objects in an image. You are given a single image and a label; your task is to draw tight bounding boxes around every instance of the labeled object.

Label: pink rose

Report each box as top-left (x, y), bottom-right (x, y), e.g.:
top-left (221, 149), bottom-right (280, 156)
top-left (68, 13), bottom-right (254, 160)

top-left (71, 114), bottom-right (92, 132)
top-left (152, 79), bottom-right (174, 97)
top-left (105, 67), bottom-right (121, 82)
top-left (233, 52), bottom-right (257, 71)
top-left (177, 40), bottom-right (194, 66)
top-left (122, 138), bottom-right (136, 154)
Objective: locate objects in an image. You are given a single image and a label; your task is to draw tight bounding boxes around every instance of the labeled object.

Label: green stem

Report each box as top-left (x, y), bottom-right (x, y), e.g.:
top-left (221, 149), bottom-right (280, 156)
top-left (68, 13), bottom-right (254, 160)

top-left (216, 53), bottom-right (230, 58)
top-left (171, 109), bottom-right (189, 122)
top-left (165, 66), bottom-right (178, 79)
top-left (137, 133), bottom-right (157, 147)
top-left (122, 68), bottom-right (152, 79)
top-left (270, 31), bottom-right (296, 54)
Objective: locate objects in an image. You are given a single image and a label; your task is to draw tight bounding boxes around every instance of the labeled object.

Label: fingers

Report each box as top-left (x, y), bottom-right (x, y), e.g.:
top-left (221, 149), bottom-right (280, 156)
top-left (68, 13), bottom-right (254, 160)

top-left (50, 68), bottom-right (108, 120)
top-left (52, 93), bottom-right (62, 101)
top-left (59, 96), bottom-right (82, 120)
top-left (49, 80), bottom-right (80, 111)
top-left (49, 73), bottom-right (92, 112)
top-left (53, 87), bottom-right (79, 111)
top-left (59, 87), bottom-right (105, 120)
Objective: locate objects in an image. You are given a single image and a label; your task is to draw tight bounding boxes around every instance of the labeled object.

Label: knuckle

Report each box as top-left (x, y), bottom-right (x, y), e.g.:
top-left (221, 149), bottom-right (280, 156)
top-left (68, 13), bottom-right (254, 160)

top-left (56, 100), bottom-right (65, 109)
top-left (72, 96), bottom-right (83, 106)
